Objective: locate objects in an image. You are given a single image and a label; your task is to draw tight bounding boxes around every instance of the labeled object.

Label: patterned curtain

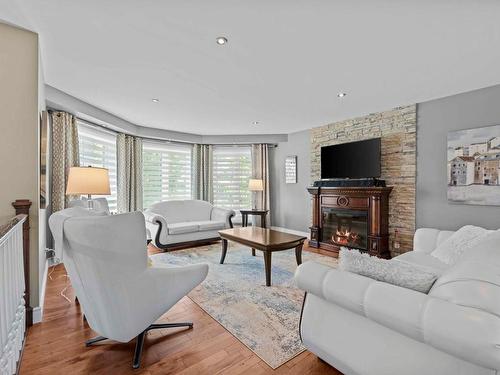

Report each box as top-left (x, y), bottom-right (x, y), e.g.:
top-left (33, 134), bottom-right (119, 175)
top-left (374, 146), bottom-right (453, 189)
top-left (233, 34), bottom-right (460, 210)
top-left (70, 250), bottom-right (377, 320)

top-left (191, 144), bottom-right (213, 202)
top-left (117, 133), bottom-right (143, 213)
top-left (51, 111), bottom-right (80, 212)
top-left (251, 144), bottom-right (271, 226)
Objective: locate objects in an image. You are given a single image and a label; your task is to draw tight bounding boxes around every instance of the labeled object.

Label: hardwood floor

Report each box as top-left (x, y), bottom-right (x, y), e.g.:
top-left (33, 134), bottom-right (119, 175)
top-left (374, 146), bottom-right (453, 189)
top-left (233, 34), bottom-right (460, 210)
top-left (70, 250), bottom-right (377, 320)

top-left (20, 243), bottom-right (342, 375)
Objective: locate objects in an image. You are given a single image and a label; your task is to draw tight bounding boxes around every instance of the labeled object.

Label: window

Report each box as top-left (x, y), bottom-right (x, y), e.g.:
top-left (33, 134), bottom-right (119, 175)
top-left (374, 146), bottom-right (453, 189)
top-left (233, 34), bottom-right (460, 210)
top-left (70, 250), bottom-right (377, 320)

top-left (78, 122), bottom-right (118, 212)
top-left (142, 141), bottom-right (192, 208)
top-left (212, 146), bottom-right (252, 211)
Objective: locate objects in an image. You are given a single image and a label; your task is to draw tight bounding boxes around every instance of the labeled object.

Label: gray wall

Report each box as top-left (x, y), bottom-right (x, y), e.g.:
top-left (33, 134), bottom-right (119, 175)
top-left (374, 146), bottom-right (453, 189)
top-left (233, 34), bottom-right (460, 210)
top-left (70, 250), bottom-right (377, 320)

top-left (417, 84), bottom-right (500, 230)
top-left (270, 130), bottom-right (311, 233)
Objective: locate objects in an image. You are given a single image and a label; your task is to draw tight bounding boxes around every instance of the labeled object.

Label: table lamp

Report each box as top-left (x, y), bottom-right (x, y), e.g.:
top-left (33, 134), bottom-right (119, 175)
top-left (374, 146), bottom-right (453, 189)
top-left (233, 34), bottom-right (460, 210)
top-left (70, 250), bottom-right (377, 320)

top-left (66, 166), bottom-right (111, 210)
top-left (248, 179), bottom-right (264, 210)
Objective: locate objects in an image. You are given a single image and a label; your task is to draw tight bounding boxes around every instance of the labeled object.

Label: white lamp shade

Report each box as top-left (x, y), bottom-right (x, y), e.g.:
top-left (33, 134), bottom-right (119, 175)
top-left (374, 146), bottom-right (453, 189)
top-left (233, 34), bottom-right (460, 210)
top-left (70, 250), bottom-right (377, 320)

top-left (248, 179), bottom-right (264, 191)
top-left (66, 167), bottom-right (111, 195)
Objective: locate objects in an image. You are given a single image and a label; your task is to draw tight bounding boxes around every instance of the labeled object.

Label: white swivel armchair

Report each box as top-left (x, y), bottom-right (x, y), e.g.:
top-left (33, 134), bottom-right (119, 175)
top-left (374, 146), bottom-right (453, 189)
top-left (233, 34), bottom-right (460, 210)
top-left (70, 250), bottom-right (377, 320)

top-left (61, 212), bottom-right (208, 368)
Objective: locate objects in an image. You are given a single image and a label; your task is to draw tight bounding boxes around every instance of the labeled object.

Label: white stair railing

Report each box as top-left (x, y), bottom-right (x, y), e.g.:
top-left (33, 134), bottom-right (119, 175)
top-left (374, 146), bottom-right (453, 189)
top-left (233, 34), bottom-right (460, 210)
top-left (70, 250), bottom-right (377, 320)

top-left (0, 215), bottom-right (27, 375)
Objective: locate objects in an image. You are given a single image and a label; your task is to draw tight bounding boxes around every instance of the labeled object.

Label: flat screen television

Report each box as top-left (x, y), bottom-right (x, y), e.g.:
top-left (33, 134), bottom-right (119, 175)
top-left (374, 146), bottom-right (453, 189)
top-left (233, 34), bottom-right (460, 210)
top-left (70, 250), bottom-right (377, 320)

top-left (320, 138), bottom-right (381, 179)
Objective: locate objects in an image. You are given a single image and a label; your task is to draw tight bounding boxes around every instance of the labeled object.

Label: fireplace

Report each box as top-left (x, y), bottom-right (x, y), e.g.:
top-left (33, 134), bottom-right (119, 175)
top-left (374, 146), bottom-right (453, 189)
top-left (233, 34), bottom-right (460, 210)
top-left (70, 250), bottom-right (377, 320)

top-left (322, 208), bottom-right (368, 250)
top-left (308, 186), bottom-right (393, 258)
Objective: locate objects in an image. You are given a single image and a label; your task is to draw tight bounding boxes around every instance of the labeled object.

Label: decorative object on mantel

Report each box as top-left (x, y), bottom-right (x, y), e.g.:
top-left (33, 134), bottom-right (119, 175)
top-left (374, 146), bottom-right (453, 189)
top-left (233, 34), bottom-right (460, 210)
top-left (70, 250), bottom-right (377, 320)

top-left (285, 155), bottom-right (297, 183)
top-left (151, 243), bottom-right (337, 369)
top-left (447, 124), bottom-right (500, 206)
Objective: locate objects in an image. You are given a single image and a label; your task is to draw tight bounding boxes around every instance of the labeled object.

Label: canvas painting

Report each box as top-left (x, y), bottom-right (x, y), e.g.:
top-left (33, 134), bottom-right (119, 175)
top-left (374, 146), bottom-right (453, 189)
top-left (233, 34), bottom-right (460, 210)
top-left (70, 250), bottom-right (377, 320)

top-left (447, 124), bottom-right (500, 205)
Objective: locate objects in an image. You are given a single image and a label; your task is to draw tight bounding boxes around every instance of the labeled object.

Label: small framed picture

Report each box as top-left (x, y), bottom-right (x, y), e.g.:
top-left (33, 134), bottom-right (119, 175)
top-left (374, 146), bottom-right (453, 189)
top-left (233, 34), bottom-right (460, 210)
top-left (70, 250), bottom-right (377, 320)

top-left (285, 156), bottom-right (297, 184)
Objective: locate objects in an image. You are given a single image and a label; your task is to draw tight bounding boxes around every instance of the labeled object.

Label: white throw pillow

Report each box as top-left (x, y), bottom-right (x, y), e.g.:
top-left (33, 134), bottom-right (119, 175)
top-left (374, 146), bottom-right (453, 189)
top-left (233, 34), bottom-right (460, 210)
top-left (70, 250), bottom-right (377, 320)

top-left (430, 225), bottom-right (492, 265)
top-left (339, 248), bottom-right (439, 293)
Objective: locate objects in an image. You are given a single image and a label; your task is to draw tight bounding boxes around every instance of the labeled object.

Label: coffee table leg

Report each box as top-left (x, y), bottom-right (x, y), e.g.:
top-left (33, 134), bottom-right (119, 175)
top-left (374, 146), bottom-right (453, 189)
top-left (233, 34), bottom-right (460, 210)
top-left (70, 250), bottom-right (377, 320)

top-left (295, 242), bottom-right (303, 265)
top-left (263, 251), bottom-right (272, 286)
top-left (252, 248), bottom-right (256, 256)
top-left (220, 239), bottom-right (228, 264)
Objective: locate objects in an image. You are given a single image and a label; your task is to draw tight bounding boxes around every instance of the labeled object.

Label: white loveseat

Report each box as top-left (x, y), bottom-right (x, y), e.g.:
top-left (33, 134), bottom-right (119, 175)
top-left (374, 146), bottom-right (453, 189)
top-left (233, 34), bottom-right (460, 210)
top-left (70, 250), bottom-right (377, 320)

top-left (295, 228), bottom-right (500, 375)
top-left (144, 200), bottom-right (235, 250)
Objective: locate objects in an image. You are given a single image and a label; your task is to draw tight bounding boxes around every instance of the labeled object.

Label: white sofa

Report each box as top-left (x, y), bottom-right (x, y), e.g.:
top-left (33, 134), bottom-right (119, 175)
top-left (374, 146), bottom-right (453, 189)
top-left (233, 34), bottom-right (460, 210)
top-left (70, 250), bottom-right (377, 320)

top-left (144, 200), bottom-right (235, 250)
top-left (295, 228), bottom-right (500, 375)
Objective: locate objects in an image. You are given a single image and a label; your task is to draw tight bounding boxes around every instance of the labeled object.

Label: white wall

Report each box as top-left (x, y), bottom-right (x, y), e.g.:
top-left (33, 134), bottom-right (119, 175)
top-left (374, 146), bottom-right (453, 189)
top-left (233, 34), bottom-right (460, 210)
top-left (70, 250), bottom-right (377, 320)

top-left (417, 84), bottom-right (500, 230)
top-left (270, 129), bottom-right (311, 232)
top-left (0, 22), bottom-right (41, 308)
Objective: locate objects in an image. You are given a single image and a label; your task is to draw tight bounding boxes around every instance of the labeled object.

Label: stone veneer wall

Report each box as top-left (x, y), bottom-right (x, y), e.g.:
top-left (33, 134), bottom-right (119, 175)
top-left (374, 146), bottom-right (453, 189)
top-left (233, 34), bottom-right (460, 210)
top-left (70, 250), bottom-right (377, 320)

top-left (311, 105), bottom-right (417, 257)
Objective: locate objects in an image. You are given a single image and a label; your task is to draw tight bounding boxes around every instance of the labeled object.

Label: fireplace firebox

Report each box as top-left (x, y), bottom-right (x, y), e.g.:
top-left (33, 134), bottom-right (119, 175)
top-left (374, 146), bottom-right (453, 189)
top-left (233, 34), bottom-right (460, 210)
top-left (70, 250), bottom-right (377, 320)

top-left (322, 208), bottom-right (368, 250)
top-left (308, 186), bottom-right (393, 258)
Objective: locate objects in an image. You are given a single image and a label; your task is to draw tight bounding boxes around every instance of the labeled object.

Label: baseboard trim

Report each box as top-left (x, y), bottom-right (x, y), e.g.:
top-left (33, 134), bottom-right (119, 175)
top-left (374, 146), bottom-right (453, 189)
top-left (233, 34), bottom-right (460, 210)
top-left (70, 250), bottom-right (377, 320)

top-left (33, 259), bottom-right (49, 324)
top-left (270, 226), bottom-right (310, 239)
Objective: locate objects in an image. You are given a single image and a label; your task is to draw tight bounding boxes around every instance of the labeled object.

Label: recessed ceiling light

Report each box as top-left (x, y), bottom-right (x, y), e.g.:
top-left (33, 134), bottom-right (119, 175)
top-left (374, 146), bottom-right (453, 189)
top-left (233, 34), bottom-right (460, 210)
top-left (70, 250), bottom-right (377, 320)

top-left (152, 98), bottom-right (159, 103)
top-left (337, 92), bottom-right (347, 98)
top-left (216, 37), bottom-right (228, 45)
top-left (252, 121), bottom-right (260, 125)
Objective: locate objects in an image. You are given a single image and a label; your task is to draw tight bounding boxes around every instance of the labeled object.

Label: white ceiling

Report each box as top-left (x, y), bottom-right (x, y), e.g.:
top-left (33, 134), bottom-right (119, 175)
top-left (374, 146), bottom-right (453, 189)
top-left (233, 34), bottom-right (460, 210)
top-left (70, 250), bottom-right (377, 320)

top-left (2, 0), bottom-right (500, 135)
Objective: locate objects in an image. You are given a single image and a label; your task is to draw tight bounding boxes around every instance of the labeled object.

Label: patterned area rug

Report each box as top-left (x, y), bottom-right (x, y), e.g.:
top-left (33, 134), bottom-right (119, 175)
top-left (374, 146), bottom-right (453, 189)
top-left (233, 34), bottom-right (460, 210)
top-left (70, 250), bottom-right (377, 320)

top-left (151, 243), bottom-right (337, 369)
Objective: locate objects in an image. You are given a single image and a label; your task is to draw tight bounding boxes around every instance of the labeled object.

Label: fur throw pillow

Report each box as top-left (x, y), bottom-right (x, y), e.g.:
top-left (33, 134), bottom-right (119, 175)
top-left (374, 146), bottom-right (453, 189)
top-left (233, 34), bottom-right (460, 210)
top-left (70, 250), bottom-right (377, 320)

top-left (431, 225), bottom-right (492, 265)
top-left (339, 248), bottom-right (439, 293)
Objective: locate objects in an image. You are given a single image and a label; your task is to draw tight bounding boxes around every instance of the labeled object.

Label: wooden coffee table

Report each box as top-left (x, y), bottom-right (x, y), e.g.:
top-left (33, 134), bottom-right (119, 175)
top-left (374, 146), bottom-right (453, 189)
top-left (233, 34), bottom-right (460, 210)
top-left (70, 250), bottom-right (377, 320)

top-left (218, 227), bottom-right (306, 286)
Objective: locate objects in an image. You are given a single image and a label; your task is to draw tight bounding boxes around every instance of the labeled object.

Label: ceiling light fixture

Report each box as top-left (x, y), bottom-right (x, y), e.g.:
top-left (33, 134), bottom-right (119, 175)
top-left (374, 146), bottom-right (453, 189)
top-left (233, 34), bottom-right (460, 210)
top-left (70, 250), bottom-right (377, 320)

top-left (252, 121), bottom-right (260, 125)
top-left (152, 98), bottom-right (160, 103)
top-left (216, 37), bottom-right (228, 45)
top-left (337, 92), bottom-right (347, 98)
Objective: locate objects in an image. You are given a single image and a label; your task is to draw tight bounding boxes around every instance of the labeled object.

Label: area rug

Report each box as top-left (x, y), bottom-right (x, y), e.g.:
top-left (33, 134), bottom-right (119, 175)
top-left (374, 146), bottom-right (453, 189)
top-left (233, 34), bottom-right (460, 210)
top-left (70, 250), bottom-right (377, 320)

top-left (151, 243), bottom-right (337, 369)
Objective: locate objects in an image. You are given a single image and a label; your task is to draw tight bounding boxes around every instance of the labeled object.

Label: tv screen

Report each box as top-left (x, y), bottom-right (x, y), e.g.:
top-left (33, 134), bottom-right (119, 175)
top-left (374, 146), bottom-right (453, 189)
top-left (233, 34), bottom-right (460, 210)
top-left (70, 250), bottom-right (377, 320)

top-left (321, 138), bottom-right (381, 179)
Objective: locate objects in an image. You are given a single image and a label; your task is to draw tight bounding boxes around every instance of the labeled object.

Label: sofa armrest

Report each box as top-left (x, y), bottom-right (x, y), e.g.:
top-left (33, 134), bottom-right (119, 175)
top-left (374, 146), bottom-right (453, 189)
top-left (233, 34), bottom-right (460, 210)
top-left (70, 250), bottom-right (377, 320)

top-left (143, 210), bottom-right (168, 227)
top-left (295, 261), bottom-right (500, 370)
top-left (211, 207), bottom-right (235, 228)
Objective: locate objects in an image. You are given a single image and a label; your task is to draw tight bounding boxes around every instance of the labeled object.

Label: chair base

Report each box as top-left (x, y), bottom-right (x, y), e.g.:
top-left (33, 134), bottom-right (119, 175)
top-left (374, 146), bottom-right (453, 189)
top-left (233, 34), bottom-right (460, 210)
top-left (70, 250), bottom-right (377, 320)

top-left (85, 322), bottom-right (193, 369)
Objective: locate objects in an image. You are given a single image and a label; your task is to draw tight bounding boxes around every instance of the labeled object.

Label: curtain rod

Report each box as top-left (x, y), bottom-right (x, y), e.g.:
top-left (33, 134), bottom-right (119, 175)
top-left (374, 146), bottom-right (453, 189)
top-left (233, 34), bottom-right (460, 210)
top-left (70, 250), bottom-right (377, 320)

top-left (47, 108), bottom-right (278, 147)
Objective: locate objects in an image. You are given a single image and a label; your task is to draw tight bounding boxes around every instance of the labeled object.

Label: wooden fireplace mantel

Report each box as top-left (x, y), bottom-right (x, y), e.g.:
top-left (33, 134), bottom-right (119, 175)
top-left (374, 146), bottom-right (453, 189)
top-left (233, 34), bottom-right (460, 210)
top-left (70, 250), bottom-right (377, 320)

top-left (307, 186), bottom-right (393, 258)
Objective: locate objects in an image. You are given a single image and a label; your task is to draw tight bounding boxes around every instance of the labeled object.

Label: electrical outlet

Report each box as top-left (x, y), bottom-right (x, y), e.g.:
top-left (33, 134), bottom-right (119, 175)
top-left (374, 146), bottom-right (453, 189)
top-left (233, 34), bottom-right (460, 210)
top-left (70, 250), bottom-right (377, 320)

top-left (45, 248), bottom-right (55, 259)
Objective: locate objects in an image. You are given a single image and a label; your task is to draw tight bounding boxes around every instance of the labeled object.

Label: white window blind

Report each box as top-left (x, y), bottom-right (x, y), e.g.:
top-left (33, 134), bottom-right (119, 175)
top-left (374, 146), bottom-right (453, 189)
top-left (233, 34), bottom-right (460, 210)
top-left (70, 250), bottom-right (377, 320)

top-left (77, 122), bottom-right (118, 212)
top-left (213, 146), bottom-right (252, 211)
top-left (142, 141), bottom-right (192, 208)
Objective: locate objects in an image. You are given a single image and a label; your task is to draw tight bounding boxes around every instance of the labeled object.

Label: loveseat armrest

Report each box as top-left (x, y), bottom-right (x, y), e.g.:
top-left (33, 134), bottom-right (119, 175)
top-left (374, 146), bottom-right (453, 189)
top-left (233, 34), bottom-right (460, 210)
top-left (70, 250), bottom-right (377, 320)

top-left (143, 210), bottom-right (168, 227)
top-left (211, 207), bottom-right (235, 228)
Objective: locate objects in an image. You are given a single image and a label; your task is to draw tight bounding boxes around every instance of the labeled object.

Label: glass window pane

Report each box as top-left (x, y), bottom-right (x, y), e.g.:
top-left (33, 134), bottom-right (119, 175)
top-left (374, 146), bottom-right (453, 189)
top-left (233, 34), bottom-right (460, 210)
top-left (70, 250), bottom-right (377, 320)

top-left (77, 122), bottom-right (118, 212)
top-left (213, 146), bottom-right (252, 212)
top-left (142, 141), bottom-right (192, 208)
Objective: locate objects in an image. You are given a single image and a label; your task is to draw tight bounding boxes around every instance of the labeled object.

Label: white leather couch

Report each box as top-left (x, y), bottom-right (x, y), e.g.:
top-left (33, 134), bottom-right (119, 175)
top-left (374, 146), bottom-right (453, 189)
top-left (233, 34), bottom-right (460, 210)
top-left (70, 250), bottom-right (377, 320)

top-left (295, 228), bottom-right (500, 375)
top-left (144, 200), bottom-right (235, 250)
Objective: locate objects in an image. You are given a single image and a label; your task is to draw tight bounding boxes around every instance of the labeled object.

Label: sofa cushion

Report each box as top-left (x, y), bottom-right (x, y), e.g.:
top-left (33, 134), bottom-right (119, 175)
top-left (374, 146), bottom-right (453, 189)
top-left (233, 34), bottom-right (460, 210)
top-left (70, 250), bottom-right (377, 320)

top-left (167, 222), bottom-right (199, 235)
top-left (149, 200), bottom-right (213, 223)
top-left (196, 220), bottom-right (226, 231)
top-left (339, 248), bottom-right (439, 293)
top-left (430, 225), bottom-right (492, 265)
top-left (429, 231), bottom-right (500, 317)
top-left (394, 251), bottom-right (448, 274)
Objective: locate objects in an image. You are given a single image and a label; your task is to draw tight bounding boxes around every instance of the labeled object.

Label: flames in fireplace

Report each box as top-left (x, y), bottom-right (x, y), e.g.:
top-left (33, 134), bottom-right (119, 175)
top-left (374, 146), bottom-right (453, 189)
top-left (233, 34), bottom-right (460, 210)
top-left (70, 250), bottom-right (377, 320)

top-left (334, 228), bottom-right (359, 245)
